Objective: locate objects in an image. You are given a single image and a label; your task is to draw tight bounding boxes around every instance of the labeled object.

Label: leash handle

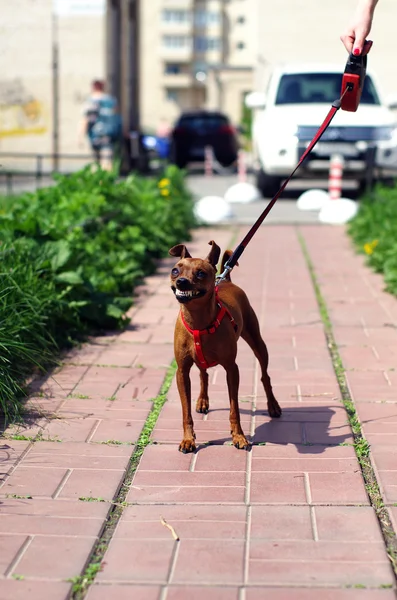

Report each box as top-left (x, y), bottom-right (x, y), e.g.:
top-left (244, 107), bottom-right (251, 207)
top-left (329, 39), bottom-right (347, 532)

top-left (217, 99), bottom-right (341, 282)
top-left (340, 51), bottom-right (367, 112)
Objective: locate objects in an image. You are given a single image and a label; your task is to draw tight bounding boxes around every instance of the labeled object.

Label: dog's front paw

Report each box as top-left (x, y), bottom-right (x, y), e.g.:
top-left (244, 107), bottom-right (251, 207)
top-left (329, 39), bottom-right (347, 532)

top-left (268, 397), bottom-right (282, 418)
top-left (232, 433), bottom-right (251, 450)
top-left (196, 397), bottom-right (209, 414)
top-left (179, 438), bottom-right (196, 453)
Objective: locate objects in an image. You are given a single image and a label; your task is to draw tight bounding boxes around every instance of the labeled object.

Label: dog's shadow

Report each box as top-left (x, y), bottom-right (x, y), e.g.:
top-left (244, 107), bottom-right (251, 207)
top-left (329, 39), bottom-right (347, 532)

top-left (195, 404), bottom-right (352, 454)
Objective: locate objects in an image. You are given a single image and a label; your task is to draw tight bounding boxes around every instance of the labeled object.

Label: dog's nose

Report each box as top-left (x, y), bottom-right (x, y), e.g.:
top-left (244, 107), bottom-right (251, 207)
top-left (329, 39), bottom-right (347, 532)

top-left (176, 277), bottom-right (191, 290)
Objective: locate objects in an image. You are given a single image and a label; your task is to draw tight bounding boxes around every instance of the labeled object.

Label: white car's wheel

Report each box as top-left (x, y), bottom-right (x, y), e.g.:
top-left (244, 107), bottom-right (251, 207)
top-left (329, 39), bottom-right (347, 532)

top-left (256, 168), bottom-right (282, 198)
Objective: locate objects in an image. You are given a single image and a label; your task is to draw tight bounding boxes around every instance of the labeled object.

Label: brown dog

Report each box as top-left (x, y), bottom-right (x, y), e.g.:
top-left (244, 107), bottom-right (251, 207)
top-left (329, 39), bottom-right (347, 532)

top-left (169, 240), bottom-right (281, 453)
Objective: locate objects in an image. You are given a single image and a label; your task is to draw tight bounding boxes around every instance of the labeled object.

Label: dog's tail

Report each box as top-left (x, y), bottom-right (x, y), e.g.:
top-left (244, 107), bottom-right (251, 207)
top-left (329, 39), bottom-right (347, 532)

top-left (220, 250), bottom-right (238, 281)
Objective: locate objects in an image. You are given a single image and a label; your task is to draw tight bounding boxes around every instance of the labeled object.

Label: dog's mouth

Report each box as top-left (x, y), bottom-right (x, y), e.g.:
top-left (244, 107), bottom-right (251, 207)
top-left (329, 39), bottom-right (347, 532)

top-left (172, 287), bottom-right (206, 303)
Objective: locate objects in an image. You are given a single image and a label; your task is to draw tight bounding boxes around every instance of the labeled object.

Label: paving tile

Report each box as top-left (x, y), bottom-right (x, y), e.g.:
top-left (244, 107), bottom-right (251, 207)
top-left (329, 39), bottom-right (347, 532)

top-left (86, 585), bottom-right (161, 600)
top-left (137, 444), bottom-right (193, 471)
top-left (0, 534), bottom-right (28, 576)
top-left (126, 482), bottom-right (245, 504)
top-left (132, 470), bottom-right (245, 488)
top-left (0, 497), bottom-right (109, 519)
top-left (0, 467), bottom-right (68, 498)
top-left (97, 539), bottom-right (175, 582)
top-left (36, 417), bottom-right (99, 443)
top-left (255, 404), bottom-right (348, 422)
top-left (171, 540), bottom-right (245, 584)
top-left (167, 587), bottom-right (239, 600)
top-left (89, 419), bottom-right (146, 443)
top-left (371, 447), bottom-right (397, 470)
top-left (0, 581), bottom-right (71, 600)
top-left (23, 444), bottom-right (131, 470)
top-left (308, 472), bottom-right (369, 504)
top-left (251, 457), bottom-right (358, 472)
top-left (0, 512), bottom-right (103, 537)
top-left (248, 540), bottom-right (393, 585)
top-left (250, 505), bottom-right (313, 540)
top-left (315, 506), bottom-right (384, 541)
top-left (246, 590), bottom-right (397, 600)
top-left (252, 422), bottom-right (302, 444)
top-left (120, 503), bottom-right (246, 523)
top-left (251, 444), bottom-right (357, 459)
top-left (58, 468), bottom-right (125, 500)
top-left (26, 440), bottom-right (132, 458)
top-left (377, 470), bottom-right (397, 503)
top-left (194, 445), bottom-right (249, 472)
top-left (250, 472), bottom-right (307, 504)
top-left (0, 441), bottom-right (30, 478)
top-left (13, 536), bottom-right (97, 579)
top-left (116, 516), bottom-right (246, 541)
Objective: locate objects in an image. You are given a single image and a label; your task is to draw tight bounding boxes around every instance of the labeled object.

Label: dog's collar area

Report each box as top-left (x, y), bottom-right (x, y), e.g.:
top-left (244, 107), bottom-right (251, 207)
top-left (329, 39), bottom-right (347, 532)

top-left (180, 288), bottom-right (238, 370)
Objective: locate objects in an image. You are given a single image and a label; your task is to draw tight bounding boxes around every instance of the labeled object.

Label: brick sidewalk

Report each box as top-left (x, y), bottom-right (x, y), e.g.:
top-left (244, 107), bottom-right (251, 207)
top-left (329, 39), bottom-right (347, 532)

top-left (1, 225), bottom-right (397, 600)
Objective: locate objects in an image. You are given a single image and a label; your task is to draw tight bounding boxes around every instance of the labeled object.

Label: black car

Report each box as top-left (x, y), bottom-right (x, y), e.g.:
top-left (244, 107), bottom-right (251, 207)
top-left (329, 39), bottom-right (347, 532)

top-left (170, 110), bottom-right (239, 169)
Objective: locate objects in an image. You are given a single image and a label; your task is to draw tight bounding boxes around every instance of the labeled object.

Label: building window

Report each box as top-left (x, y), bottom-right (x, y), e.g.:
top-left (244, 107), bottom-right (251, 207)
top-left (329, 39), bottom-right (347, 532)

top-left (194, 36), bottom-right (222, 52)
top-left (237, 15), bottom-right (246, 24)
top-left (163, 35), bottom-right (190, 49)
top-left (236, 41), bottom-right (246, 50)
top-left (162, 9), bottom-right (190, 23)
top-left (166, 89), bottom-right (179, 102)
top-left (194, 10), bottom-right (221, 26)
top-left (164, 63), bottom-right (182, 74)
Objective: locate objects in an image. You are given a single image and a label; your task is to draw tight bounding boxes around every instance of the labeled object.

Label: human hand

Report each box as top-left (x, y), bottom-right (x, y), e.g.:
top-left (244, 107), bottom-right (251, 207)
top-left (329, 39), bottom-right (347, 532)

top-left (341, 0), bottom-right (377, 55)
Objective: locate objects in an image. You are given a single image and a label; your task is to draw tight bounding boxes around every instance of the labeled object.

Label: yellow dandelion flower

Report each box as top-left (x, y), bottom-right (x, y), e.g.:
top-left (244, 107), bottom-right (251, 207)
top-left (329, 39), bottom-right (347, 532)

top-left (158, 178), bottom-right (170, 188)
top-left (160, 188), bottom-right (170, 196)
top-left (363, 239), bottom-right (379, 255)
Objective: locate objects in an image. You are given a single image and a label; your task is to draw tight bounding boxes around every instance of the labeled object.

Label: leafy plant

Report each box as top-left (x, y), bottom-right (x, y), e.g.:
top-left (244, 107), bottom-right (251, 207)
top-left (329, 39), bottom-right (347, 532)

top-left (348, 183), bottom-right (397, 296)
top-left (0, 165), bottom-right (196, 422)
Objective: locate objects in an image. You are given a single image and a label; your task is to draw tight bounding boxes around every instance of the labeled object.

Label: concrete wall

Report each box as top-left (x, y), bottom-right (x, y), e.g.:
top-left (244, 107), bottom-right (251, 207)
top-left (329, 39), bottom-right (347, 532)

top-left (0, 0), bottom-right (53, 170)
top-left (0, 0), bottom-right (105, 172)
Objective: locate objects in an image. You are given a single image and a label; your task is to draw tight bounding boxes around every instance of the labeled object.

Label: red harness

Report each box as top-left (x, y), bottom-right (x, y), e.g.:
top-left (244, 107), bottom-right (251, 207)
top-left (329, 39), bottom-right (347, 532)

top-left (180, 289), bottom-right (238, 370)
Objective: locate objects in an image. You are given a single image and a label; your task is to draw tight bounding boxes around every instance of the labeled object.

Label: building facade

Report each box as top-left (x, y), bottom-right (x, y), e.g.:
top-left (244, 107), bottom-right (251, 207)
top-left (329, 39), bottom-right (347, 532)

top-left (1, 0), bottom-right (397, 171)
top-left (139, 0), bottom-right (256, 133)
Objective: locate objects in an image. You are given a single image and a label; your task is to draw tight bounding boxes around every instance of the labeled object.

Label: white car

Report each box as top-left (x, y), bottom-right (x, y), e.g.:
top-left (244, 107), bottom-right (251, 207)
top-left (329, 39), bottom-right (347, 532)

top-left (246, 63), bottom-right (397, 197)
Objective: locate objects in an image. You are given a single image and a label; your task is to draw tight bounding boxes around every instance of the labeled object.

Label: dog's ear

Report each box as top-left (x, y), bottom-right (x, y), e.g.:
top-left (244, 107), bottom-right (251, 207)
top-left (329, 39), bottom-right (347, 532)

top-left (205, 240), bottom-right (221, 268)
top-left (169, 244), bottom-right (192, 259)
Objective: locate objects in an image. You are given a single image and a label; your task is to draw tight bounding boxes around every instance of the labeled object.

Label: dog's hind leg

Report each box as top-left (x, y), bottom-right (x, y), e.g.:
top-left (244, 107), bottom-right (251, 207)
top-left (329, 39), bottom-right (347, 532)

top-left (196, 368), bottom-right (210, 414)
top-left (225, 362), bottom-right (250, 449)
top-left (241, 309), bottom-right (282, 418)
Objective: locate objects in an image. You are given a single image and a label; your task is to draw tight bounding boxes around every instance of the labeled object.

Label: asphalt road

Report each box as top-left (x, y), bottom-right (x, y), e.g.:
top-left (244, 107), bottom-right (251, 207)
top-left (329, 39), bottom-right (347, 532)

top-left (186, 166), bottom-right (359, 226)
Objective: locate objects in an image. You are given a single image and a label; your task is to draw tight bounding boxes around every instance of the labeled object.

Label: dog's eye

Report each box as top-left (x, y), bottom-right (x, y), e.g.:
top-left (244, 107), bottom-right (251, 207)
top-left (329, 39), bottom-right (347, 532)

top-left (196, 270), bottom-right (207, 279)
top-left (171, 268), bottom-right (179, 277)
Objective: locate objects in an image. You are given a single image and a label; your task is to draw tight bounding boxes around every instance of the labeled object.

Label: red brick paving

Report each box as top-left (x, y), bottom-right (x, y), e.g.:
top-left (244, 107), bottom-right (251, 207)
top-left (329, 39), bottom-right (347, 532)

top-left (1, 226), bottom-right (396, 598)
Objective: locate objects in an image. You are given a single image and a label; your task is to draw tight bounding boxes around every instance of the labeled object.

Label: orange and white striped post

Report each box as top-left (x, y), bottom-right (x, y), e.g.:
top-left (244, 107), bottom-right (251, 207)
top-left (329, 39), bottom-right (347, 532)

top-left (204, 146), bottom-right (213, 177)
top-left (237, 149), bottom-right (247, 183)
top-left (328, 154), bottom-right (344, 200)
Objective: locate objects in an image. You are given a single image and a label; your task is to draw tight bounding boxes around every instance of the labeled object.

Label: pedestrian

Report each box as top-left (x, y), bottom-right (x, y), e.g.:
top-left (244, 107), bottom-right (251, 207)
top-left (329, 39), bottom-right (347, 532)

top-left (341, 0), bottom-right (379, 55)
top-left (79, 80), bottom-right (122, 172)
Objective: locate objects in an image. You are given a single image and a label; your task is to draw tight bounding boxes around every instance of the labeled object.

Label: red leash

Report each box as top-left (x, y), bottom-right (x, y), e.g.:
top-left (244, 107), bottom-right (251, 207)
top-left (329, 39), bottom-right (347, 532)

top-left (216, 52), bottom-right (367, 284)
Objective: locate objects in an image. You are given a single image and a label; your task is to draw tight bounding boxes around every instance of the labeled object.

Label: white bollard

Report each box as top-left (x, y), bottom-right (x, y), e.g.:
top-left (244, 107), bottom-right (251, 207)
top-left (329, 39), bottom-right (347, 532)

top-left (237, 149), bottom-right (247, 183)
top-left (328, 154), bottom-right (344, 200)
top-left (204, 146), bottom-right (213, 177)
top-left (297, 189), bottom-right (329, 211)
top-left (194, 195), bottom-right (233, 223)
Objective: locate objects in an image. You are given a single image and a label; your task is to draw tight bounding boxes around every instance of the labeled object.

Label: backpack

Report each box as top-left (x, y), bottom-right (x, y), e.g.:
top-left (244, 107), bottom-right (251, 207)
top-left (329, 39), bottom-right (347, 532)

top-left (87, 95), bottom-right (122, 142)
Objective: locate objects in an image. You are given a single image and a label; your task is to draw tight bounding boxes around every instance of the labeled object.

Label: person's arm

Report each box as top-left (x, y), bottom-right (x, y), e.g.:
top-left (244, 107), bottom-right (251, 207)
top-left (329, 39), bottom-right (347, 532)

top-left (341, 0), bottom-right (379, 55)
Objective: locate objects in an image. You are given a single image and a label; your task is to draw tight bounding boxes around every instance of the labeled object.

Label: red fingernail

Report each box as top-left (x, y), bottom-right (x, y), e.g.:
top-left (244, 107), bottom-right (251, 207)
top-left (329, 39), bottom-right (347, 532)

top-left (353, 48), bottom-right (360, 55)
